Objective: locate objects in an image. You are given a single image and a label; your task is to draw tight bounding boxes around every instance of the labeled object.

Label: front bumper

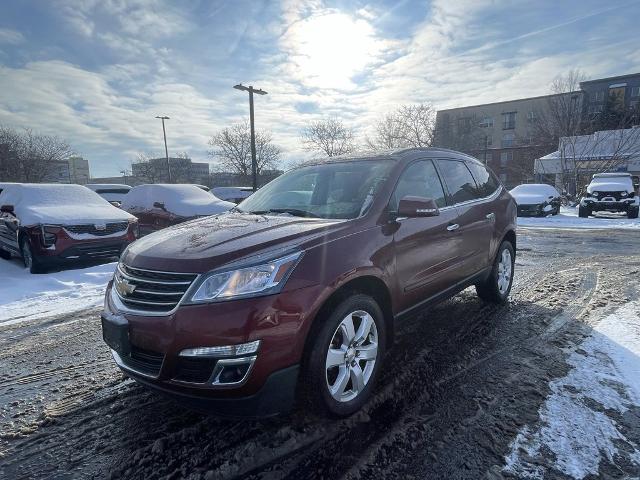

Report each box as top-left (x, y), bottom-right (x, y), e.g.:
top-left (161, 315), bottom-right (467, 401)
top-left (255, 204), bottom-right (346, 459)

top-left (102, 281), bottom-right (324, 415)
top-left (580, 197), bottom-right (638, 212)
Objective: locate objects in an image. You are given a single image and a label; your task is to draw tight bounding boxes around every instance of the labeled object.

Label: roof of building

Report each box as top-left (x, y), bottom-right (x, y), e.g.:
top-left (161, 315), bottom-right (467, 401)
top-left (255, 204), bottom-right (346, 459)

top-left (437, 91), bottom-right (582, 114)
top-left (580, 73), bottom-right (640, 86)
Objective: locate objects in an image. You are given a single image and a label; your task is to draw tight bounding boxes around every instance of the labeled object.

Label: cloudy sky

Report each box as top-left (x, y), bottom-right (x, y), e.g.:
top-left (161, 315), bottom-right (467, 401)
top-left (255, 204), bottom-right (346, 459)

top-left (1, 0), bottom-right (639, 177)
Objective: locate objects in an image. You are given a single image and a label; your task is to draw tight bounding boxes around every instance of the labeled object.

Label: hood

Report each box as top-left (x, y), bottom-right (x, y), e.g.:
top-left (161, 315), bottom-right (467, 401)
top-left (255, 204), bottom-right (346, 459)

top-left (510, 192), bottom-right (553, 205)
top-left (19, 204), bottom-right (134, 226)
top-left (122, 212), bottom-right (348, 273)
top-left (587, 181), bottom-right (634, 194)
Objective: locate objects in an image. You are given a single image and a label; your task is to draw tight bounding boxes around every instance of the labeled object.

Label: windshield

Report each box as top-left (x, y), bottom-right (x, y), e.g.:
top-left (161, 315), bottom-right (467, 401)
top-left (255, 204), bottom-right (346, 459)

top-left (237, 160), bottom-right (393, 219)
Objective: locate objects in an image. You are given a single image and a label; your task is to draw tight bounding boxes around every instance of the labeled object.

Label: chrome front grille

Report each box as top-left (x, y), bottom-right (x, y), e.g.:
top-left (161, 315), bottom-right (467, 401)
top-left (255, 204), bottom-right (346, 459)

top-left (65, 222), bottom-right (129, 236)
top-left (114, 264), bottom-right (197, 313)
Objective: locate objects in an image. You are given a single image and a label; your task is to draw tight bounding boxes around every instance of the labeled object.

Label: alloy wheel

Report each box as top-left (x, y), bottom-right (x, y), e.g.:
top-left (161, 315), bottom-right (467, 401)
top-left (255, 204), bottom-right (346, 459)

top-left (497, 248), bottom-right (512, 295)
top-left (325, 310), bottom-right (378, 403)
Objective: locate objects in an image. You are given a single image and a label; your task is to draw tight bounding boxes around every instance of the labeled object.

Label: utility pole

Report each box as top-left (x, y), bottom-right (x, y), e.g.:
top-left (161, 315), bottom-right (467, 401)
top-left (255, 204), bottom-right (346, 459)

top-left (155, 115), bottom-right (171, 182)
top-left (483, 135), bottom-right (489, 165)
top-left (233, 84), bottom-right (267, 191)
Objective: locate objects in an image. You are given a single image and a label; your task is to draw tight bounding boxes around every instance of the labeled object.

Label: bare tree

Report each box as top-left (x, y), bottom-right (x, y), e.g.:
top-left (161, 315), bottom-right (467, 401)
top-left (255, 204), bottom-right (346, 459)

top-left (301, 118), bottom-right (357, 157)
top-left (208, 120), bottom-right (281, 175)
top-left (0, 126), bottom-right (72, 182)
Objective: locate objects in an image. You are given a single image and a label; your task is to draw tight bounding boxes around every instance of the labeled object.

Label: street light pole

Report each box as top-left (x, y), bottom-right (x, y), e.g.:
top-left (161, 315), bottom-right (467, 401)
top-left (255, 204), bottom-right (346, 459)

top-left (233, 84), bottom-right (268, 191)
top-left (155, 115), bottom-right (171, 182)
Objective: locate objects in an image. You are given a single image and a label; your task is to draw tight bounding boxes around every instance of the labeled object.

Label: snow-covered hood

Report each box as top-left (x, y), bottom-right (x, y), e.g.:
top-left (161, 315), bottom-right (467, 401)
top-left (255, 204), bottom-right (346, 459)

top-left (587, 180), bottom-right (634, 194)
top-left (511, 193), bottom-right (554, 205)
top-left (19, 204), bottom-right (134, 226)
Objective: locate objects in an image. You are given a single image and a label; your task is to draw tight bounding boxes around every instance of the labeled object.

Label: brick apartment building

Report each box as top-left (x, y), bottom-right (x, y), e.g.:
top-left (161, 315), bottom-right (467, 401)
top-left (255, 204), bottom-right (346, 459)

top-left (434, 72), bottom-right (640, 188)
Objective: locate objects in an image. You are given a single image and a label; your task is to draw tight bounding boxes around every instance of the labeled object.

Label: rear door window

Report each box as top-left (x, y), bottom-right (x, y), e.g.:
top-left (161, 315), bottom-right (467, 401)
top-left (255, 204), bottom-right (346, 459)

top-left (436, 159), bottom-right (481, 204)
top-left (390, 160), bottom-right (447, 210)
top-left (466, 162), bottom-right (500, 197)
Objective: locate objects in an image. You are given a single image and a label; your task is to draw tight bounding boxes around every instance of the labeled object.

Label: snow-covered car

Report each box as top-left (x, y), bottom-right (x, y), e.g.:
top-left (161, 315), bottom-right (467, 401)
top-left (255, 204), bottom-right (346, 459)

top-left (211, 186), bottom-right (253, 204)
top-left (0, 184), bottom-right (138, 273)
top-left (120, 184), bottom-right (234, 235)
top-left (509, 183), bottom-right (561, 217)
top-left (579, 173), bottom-right (639, 219)
top-left (86, 184), bottom-right (131, 208)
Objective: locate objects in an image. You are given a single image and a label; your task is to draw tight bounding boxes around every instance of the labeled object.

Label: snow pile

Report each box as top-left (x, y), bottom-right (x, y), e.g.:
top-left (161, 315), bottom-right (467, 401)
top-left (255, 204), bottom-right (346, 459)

top-left (0, 260), bottom-right (116, 326)
top-left (504, 302), bottom-right (640, 479)
top-left (510, 184), bottom-right (559, 205)
top-left (518, 206), bottom-right (640, 230)
top-left (121, 184), bottom-right (233, 217)
top-left (0, 184), bottom-right (134, 226)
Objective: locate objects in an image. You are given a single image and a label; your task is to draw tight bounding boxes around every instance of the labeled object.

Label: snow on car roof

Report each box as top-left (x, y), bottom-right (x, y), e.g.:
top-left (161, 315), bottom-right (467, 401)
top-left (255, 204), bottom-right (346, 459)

top-left (86, 184), bottom-right (132, 191)
top-left (121, 184), bottom-right (233, 217)
top-left (592, 173), bottom-right (632, 178)
top-left (0, 183), bottom-right (134, 225)
top-left (510, 184), bottom-right (558, 195)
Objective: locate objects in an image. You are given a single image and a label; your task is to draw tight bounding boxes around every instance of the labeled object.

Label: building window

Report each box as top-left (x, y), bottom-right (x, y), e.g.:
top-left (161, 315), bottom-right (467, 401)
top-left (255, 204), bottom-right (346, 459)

top-left (502, 133), bottom-right (515, 147)
top-left (500, 151), bottom-right (513, 167)
top-left (457, 117), bottom-right (472, 134)
top-left (527, 111), bottom-right (537, 123)
top-left (479, 116), bottom-right (494, 127)
top-left (632, 86), bottom-right (640, 97)
top-left (594, 91), bottom-right (605, 102)
top-left (502, 112), bottom-right (516, 129)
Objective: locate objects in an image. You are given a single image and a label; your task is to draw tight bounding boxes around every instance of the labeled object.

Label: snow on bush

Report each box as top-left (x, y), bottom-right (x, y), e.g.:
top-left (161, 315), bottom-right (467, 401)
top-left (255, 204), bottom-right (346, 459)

top-left (121, 184), bottom-right (234, 217)
top-left (0, 184), bottom-right (134, 226)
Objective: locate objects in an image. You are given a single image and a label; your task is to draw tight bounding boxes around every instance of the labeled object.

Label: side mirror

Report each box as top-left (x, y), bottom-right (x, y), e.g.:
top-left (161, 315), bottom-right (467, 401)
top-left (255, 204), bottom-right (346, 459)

top-left (0, 204), bottom-right (14, 214)
top-left (397, 196), bottom-right (439, 218)
top-left (153, 201), bottom-right (166, 210)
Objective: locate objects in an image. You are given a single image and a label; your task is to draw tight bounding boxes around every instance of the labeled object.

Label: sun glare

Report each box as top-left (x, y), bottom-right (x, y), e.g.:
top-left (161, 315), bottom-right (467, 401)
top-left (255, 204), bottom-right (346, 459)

top-left (288, 12), bottom-right (383, 90)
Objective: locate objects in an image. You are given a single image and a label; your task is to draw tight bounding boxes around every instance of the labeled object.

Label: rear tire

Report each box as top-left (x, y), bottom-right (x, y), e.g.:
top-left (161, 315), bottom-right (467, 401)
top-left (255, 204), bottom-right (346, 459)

top-left (628, 206), bottom-right (639, 219)
top-left (20, 237), bottom-right (44, 274)
top-left (578, 205), bottom-right (590, 218)
top-left (303, 294), bottom-right (386, 417)
top-left (476, 241), bottom-right (514, 304)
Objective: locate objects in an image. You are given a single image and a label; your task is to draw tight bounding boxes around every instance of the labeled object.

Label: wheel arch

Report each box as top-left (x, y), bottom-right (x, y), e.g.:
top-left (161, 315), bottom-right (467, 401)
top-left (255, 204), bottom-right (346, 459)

top-left (302, 275), bottom-right (394, 363)
top-left (502, 229), bottom-right (516, 252)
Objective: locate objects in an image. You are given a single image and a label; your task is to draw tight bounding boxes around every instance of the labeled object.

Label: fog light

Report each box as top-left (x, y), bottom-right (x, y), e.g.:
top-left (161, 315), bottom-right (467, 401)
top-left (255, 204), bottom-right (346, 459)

top-left (211, 356), bottom-right (257, 385)
top-left (179, 340), bottom-right (260, 358)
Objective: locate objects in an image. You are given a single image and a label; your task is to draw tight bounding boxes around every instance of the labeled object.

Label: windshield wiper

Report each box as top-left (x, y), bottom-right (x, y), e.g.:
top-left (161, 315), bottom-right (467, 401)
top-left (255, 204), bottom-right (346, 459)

top-left (248, 208), bottom-right (316, 218)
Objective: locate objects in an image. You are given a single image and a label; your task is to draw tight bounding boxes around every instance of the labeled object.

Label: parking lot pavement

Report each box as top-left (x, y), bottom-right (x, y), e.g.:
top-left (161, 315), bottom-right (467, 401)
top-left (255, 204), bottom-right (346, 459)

top-left (1, 228), bottom-right (639, 480)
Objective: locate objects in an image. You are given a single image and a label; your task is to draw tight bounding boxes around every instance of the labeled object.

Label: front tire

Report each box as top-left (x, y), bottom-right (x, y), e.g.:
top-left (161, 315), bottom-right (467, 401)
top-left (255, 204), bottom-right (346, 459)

top-left (628, 206), bottom-right (639, 219)
top-left (476, 241), bottom-right (514, 304)
top-left (304, 294), bottom-right (386, 417)
top-left (20, 237), bottom-right (44, 274)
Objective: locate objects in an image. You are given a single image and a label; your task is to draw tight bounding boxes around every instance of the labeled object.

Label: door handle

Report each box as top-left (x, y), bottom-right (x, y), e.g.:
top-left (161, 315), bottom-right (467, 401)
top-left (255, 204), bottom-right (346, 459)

top-left (447, 223), bottom-right (460, 231)
top-left (486, 212), bottom-right (496, 220)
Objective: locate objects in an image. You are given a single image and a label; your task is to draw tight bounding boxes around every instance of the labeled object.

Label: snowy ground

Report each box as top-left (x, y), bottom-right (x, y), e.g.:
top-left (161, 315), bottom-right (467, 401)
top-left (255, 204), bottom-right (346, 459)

top-left (505, 301), bottom-right (640, 479)
top-left (518, 205), bottom-right (640, 230)
top-left (0, 259), bottom-right (115, 327)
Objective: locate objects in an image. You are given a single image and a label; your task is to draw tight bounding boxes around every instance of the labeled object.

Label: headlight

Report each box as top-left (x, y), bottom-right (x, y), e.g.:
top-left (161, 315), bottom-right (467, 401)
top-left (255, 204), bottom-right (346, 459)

top-left (188, 251), bottom-right (303, 303)
top-left (621, 191), bottom-right (628, 197)
top-left (592, 191), bottom-right (599, 197)
top-left (128, 218), bottom-right (139, 238)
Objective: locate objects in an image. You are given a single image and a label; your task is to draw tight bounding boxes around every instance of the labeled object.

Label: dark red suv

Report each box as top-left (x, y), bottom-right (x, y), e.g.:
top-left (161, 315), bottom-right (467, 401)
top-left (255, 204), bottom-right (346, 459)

top-left (102, 148), bottom-right (516, 417)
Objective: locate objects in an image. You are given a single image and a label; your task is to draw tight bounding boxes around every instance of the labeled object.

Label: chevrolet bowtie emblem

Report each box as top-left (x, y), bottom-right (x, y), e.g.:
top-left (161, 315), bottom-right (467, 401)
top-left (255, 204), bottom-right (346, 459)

top-left (115, 275), bottom-right (136, 297)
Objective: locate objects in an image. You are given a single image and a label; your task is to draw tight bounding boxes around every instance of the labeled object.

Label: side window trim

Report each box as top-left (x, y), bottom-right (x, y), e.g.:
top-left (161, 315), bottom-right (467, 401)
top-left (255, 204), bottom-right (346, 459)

top-left (465, 160), bottom-right (501, 198)
top-left (387, 158), bottom-right (449, 211)
top-left (437, 157), bottom-right (503, 207)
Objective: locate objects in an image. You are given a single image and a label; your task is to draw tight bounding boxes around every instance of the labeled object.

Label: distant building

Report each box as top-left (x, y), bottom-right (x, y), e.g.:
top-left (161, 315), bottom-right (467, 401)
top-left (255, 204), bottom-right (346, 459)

top-left (434, 93), bottom-right (579, 187)
top-left (580, 73), bottom-right (640, 115)
top-left (131, 157), bottom-right (210, 184)
top-left (68, 156), bottom-right (90, 184)
top-left (42, 156), bottom-right (91, 184)
top-left (434, 72), bottom-right (640, 188)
